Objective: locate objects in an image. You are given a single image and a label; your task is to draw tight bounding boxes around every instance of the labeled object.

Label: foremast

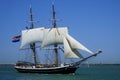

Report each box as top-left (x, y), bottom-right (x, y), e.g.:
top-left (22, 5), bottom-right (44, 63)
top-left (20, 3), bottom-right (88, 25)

top-left (52, 2), bottom-right (59, 66)
top-left (29, 6), bottom-right (37, 67)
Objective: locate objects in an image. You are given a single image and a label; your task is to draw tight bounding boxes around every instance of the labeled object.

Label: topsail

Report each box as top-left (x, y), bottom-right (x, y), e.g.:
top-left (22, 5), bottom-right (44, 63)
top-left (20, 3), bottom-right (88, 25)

top-left (20, 27), bottom-right (44, 48)
top-left (41, 27), bottom-right (68, 48)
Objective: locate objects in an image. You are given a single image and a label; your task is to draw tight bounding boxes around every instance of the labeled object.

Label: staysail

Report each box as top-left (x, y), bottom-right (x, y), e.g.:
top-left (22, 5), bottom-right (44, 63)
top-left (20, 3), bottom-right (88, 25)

top-left (63, 36), bottom-right (80, 58)
top-left (66, 34), bottom-right (94, 54)
top-left (20, 27), bottom-right (45, 48)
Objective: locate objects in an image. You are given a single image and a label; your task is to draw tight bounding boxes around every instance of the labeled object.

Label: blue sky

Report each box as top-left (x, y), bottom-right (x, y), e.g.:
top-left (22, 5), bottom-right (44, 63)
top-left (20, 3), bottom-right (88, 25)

top-left (0, 0), bottom-right (120, 64)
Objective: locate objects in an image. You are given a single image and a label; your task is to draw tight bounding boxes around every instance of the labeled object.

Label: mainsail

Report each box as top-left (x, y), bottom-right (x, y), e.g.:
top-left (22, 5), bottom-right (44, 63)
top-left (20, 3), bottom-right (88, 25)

top-left (20, 27), bottom-right (44, 48)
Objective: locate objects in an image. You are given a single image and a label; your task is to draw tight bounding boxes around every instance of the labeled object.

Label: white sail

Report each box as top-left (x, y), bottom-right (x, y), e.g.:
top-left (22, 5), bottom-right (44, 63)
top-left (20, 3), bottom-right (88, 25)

top-left (41, 27), bottom-right (68, 48)
top-left (20, 27), bottom-right (45, 48)
top-left (72, 49), bottom-right (84, 58)
top-left (63, 37), bottom-right (80, 58)
top-left (66, 34), bottom-right (94, 54)
top-left (41, 27), bottom-right (93, 55)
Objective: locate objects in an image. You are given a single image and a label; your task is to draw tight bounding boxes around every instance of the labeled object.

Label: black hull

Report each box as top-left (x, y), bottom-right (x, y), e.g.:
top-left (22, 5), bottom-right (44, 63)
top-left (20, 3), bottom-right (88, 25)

top-left (15, 51), bottom-right (102, 74)
top-left (15, 66), bottom-right (78, 74)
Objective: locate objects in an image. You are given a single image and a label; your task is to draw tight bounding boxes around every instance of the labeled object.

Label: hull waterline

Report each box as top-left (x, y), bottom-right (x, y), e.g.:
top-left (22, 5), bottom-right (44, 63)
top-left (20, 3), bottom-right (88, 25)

top-left (14, 65), bottom-right (78, 74)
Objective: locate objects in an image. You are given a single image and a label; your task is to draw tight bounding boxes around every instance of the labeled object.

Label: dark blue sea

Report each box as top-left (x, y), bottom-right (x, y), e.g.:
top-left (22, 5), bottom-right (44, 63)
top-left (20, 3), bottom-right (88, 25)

top-left (0, 65), bottom-right (120, 80)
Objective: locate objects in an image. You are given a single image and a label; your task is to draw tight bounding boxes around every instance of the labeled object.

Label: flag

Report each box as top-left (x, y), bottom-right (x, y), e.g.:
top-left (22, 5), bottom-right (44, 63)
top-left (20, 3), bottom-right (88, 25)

top-left (12, 35), bottom-right (21, 42)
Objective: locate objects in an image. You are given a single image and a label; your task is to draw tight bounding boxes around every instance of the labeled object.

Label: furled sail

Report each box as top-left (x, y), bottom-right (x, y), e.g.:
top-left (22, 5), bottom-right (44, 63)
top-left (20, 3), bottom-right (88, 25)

top-left (66, 34), bottom-right (94, 54)
top-left (41, 27), bottom-right (68, 48)
top-left (20, 27), bottom-right (45, 48)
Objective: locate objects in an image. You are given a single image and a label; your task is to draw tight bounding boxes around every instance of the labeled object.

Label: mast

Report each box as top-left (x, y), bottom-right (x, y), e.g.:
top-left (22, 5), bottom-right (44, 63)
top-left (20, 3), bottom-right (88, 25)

top-left (52, 1), bottom-right (59, 66)
top-left (30, 6), bottom-right (34, 29)
top-left (29, 6), bottom-right (37, 67)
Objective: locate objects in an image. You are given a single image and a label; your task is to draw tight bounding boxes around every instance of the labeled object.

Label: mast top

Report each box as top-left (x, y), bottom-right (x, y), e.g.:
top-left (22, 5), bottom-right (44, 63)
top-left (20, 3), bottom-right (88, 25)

top-left (52, 0), bottom-right (57, 28)
top-left (29, 5), bottom-right (34, 29)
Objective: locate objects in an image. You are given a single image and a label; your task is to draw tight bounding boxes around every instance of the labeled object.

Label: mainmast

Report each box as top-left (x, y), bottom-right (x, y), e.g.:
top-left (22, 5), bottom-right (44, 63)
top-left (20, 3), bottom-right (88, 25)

top-left (29, 6), bottom-right (37, 67)
top-left (30, 6), bottom-right (34, 29)
top-left (52, 2), bottom-right (57, 28)
top-left (52, 1), bottom-right (59, 66)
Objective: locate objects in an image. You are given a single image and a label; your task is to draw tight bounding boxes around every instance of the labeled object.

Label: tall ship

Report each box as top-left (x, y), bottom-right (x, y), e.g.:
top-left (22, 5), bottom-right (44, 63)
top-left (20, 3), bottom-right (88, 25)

top-left (14, 2), bottom-right (102, 74)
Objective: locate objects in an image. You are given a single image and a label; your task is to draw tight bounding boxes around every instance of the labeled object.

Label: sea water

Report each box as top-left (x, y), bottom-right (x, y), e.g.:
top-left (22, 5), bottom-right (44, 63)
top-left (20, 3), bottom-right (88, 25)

top-left (0, 65), bottom-right (120, 80)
